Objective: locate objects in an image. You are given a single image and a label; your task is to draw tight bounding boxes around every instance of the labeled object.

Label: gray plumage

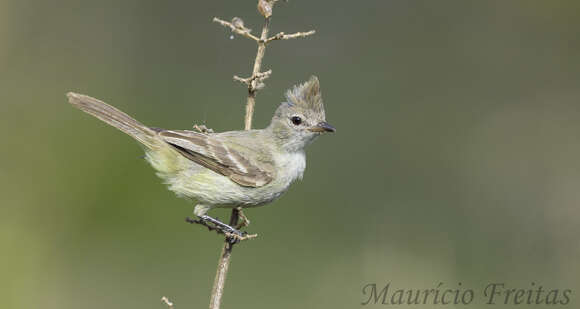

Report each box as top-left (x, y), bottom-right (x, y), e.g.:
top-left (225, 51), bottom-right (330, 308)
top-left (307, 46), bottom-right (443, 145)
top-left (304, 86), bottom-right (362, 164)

top-left (67, 76), bottom-right (334, 216)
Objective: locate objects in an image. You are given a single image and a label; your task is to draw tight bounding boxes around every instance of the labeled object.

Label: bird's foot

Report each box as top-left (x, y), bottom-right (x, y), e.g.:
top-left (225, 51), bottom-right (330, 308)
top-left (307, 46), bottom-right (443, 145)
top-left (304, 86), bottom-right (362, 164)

top-left (200, 215), bottom-right (242, 242)
top-left (186, 215), bottom-right (256, 244)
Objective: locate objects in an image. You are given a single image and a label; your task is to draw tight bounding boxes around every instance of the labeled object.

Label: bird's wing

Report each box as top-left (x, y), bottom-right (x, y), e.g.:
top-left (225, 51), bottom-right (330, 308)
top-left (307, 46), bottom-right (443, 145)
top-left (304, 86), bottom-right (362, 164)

top-left (157, 130), bottom-right (274, 187)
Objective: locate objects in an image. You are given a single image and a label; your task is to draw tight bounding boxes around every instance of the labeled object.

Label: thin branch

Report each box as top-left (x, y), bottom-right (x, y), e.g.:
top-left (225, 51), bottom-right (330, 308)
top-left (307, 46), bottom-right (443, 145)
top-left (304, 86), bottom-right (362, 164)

top-left (264, 30), bottom-right (316, 43)
top-left (212, 17), bottom-right (260, 42)
top-left (209, 209), bottom-right (239, 309)
top-left (209, 12), bottom-right (274, 309)
top-left (225, 231), bottom-right (258, 242)
top-left (206, 2), bottom-right (316, 309)
top-left (233, 69), bottom-right (272, 89)
top-left (235, 207), bottom-right (251, 229)
top-left (244, 17), bottom-right (271, 130)
top-left (214, 14), bottom-right (315, 130)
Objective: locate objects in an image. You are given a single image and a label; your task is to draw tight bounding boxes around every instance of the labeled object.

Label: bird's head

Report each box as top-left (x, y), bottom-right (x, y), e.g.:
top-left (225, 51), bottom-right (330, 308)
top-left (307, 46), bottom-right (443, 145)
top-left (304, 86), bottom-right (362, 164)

top-left (269, 76), bottom-right (335, 151)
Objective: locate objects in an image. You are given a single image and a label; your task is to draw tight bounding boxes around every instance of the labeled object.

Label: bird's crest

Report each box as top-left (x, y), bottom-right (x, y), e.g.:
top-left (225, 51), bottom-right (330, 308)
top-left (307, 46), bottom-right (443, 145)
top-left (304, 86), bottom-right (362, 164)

top-left (285, 76), bottom-right (324, 115)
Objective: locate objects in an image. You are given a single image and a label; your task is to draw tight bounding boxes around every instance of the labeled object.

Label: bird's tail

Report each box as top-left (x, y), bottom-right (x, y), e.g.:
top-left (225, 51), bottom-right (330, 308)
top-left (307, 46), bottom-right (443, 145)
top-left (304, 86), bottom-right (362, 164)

top-left (67, 92), bottom-right (160, 149)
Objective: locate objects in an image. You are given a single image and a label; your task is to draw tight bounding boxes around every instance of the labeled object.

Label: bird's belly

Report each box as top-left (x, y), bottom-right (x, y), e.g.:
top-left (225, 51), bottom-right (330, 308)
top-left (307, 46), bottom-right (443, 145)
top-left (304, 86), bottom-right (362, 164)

top-left (163, 168), bottom-right (291, 207)
top-left (149, 148), bottom-right (305, 207)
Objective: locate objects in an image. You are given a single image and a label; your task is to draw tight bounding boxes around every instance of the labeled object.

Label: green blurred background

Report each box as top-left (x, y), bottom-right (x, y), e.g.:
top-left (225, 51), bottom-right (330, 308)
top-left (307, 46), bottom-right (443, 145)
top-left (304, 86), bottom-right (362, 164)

top-left (1, 1), bottom-right (579, 308)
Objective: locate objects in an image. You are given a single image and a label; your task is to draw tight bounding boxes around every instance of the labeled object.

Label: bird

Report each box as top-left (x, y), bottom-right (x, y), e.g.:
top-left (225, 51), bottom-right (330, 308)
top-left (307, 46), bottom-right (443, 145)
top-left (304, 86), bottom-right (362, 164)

top-left (67, 76), bottom-right (334, 239)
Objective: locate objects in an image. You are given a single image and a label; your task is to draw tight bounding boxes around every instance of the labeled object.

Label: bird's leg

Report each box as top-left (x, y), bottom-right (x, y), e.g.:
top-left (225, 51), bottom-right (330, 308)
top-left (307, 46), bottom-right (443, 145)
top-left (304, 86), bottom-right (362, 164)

top-left (187, 215), bottom-right (244, 244)
top-left (187, 205), bottom-right (257, 243)
top-left (201, 215), bottom-right (242, 237)
top-left (185, 216), bottom-right (221, 233)
top-left (235, 207), bottom-right (251, 229)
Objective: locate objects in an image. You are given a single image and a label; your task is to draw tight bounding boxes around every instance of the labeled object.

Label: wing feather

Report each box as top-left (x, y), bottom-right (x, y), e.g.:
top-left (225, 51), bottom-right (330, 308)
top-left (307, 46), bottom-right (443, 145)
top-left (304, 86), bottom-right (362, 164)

top-left (158, 130), bottom-right (274, 187)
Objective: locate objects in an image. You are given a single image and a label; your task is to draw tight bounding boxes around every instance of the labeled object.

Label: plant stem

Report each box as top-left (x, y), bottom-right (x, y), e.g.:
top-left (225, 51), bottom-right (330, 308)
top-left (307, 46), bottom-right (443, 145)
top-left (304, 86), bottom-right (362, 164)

top-left (208, 209), bottom-right (239, 309)
top-left (209, 15), bottom-right (271, 309)
top-left (244, 17), bottom-right (270, 130)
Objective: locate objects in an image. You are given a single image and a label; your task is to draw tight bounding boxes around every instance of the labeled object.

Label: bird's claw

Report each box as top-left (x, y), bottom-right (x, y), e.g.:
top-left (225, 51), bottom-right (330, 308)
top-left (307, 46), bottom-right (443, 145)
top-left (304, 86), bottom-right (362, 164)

top-left (187, 215), bottom-right (242, 244)
top-left (186, 214), bottom-right (257, 243)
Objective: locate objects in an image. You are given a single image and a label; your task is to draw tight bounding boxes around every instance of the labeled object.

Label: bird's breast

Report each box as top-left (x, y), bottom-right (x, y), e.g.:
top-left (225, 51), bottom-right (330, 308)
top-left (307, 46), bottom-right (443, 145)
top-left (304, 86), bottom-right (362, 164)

top-left (273, 151), bottom-right (306, 186)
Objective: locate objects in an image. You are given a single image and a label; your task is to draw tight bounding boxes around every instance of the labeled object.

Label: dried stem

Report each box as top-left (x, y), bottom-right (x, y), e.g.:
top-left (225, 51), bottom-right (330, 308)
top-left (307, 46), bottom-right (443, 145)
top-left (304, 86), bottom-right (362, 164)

top-left (263, 30), bottom-right (316, 43)
top-left (245, 17), bottom-right (271, 130)
top-left (209, 209), bottom-right (239, 309)
top-left (213, 14), bottom-right (315, 130)
top-left (233, 70), bottom-right (272, 87)
top-left (212, 17), bottom-right (260, 42)
top-left (206, 2), bottom-right (316, 309)
top-left (208, 15), bottom-right (274, 309)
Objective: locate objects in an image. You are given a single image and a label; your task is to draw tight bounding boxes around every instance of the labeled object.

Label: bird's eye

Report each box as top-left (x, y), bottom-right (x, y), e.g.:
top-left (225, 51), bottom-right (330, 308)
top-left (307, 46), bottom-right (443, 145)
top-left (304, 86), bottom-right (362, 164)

top-left (291, 116), bottom-right (302, 125)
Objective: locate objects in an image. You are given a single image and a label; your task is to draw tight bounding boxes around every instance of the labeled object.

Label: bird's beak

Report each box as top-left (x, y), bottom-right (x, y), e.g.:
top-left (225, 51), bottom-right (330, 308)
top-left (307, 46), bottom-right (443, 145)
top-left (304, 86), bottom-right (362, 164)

top-left (308, 121), bottom-right (336, 133)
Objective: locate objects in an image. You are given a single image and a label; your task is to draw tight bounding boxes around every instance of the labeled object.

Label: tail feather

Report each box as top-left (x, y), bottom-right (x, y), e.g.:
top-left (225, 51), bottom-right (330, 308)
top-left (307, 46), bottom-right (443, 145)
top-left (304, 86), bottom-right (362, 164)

top-left (67, 92), bottom-right (159, 149)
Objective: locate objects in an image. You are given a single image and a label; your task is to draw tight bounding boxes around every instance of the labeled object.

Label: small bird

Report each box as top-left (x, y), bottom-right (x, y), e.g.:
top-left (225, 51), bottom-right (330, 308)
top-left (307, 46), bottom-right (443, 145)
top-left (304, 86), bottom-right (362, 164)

top-left (67, 76), bottom-right (334, 238)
